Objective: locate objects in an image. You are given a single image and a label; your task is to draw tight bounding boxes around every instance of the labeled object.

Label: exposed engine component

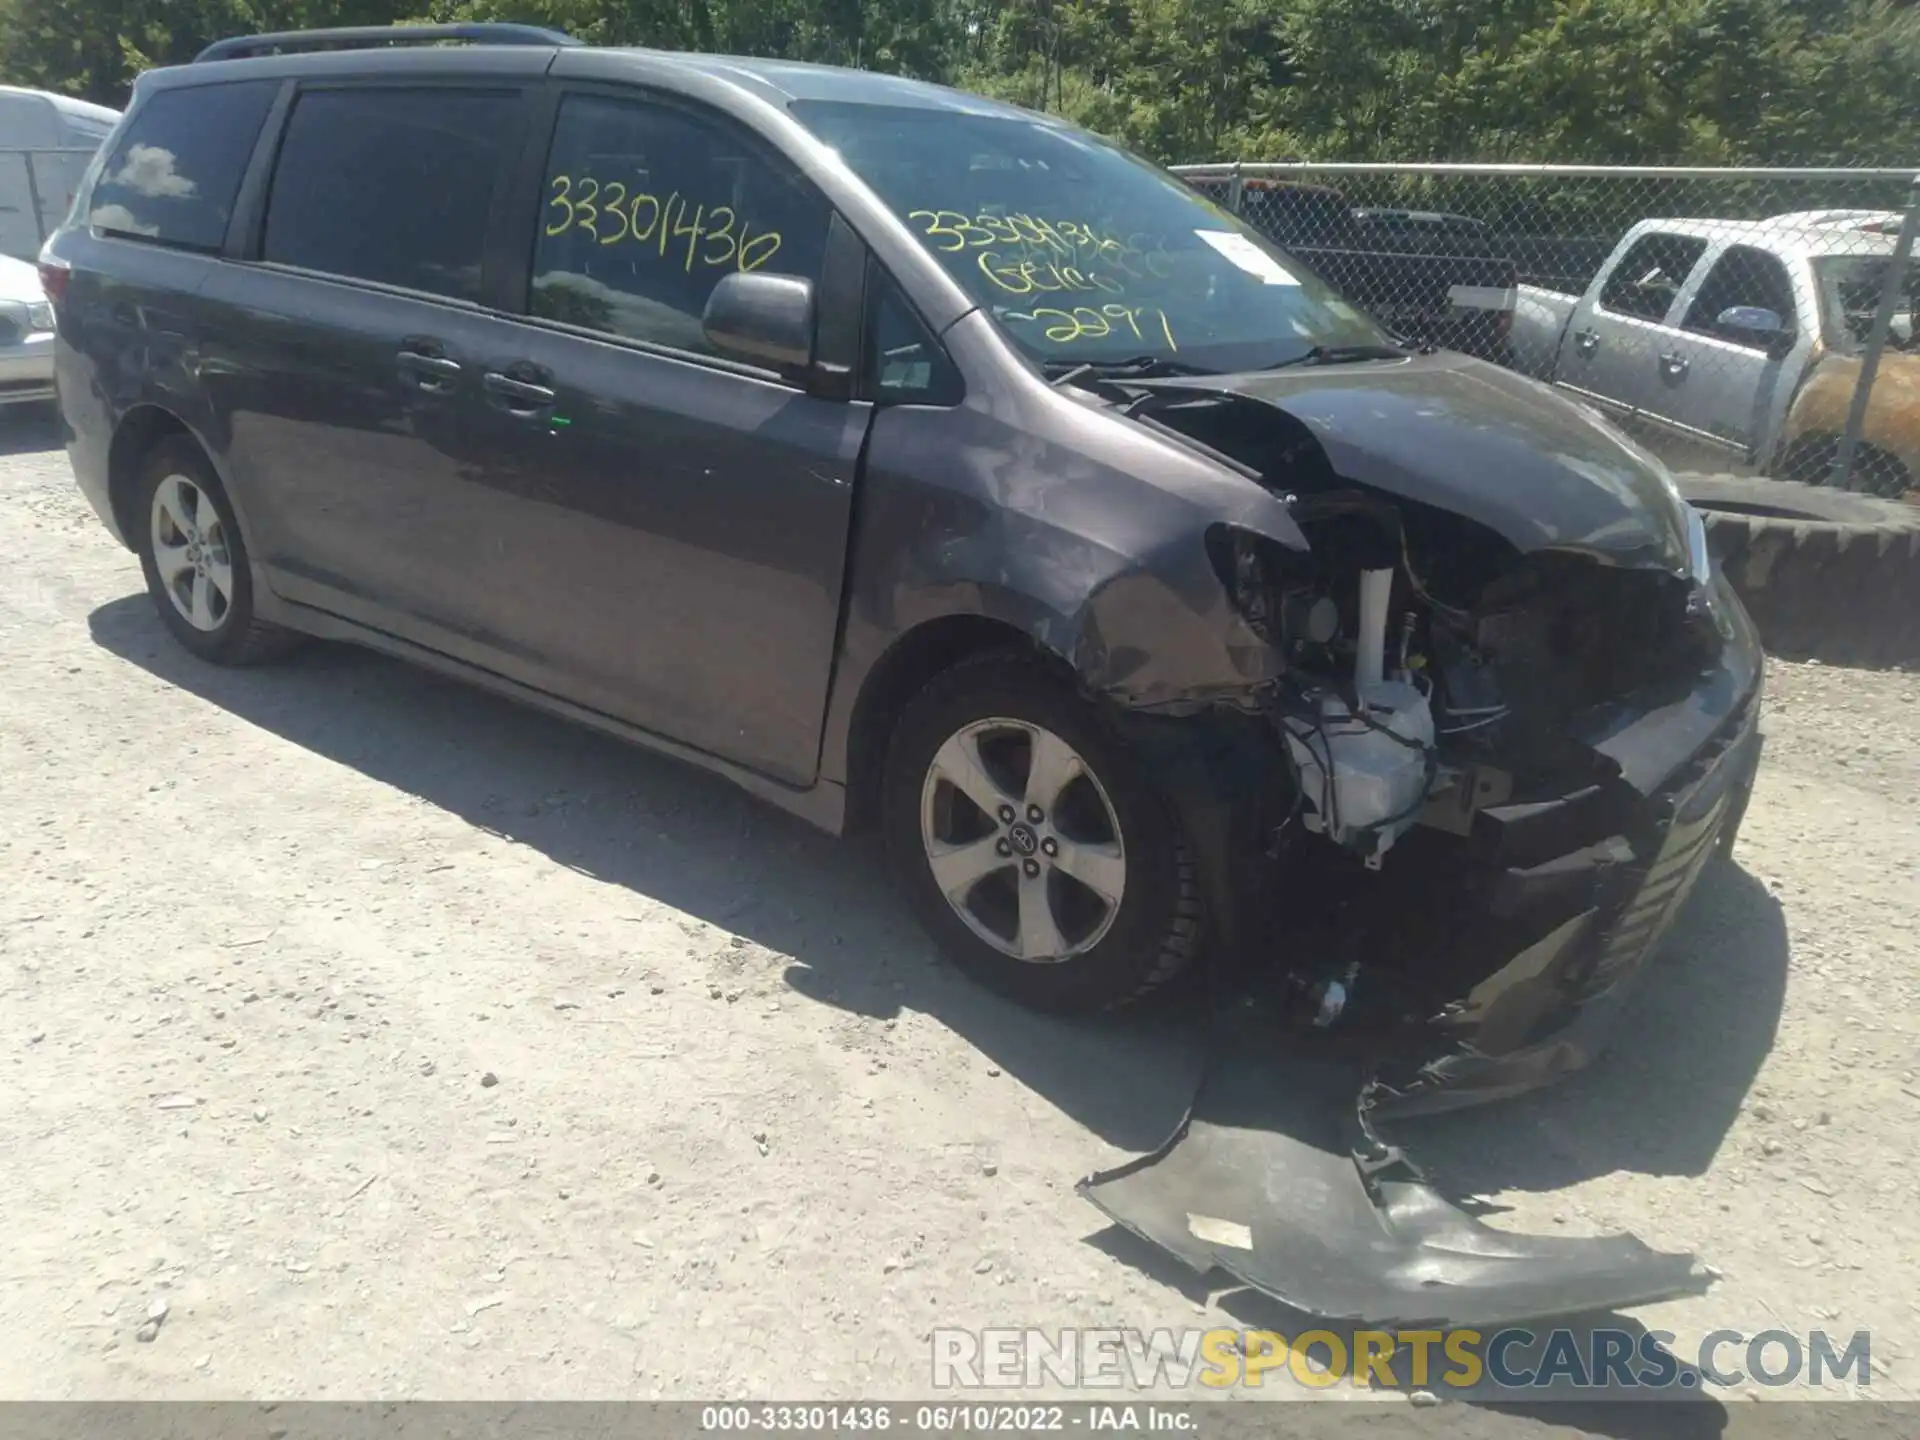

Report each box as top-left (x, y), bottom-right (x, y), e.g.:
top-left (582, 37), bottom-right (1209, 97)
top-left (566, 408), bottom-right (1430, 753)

top-left (1354, 566), bottom-right (1392, 694)
top-left (1440, 552), bottom-right (1720, 737)
top-left (1207, 525), bottom-right (1345, 663)
top-left (1192, 399), bottom-right (1719, 879)
top-left (1280, 567), bottom-right (1437, 865)
top-left (1283, 590), bottom-right (1340, 649)
top-left (1309, 960), bottom-right (1360, 1028)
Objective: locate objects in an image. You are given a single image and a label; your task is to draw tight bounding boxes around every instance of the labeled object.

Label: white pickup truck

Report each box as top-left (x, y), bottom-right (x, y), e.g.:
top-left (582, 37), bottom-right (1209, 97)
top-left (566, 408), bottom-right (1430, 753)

top-left (1511, 214), bottom-right (1917, 480)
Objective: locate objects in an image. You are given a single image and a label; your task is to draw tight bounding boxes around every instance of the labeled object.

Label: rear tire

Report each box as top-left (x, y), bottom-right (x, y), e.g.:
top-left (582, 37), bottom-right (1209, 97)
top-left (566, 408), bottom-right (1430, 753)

top-left (133, 437), bottom-right (298, 665)
top-left (881, 651), bottom-right (1202, 1013)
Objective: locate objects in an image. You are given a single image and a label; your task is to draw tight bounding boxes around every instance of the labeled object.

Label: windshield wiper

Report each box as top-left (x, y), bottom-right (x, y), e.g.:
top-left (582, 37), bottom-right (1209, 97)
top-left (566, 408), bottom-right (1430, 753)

top-left (1260, 342), bottom-right (1417, 371)
top-left (1045, 355), bottom-right (1213, 388)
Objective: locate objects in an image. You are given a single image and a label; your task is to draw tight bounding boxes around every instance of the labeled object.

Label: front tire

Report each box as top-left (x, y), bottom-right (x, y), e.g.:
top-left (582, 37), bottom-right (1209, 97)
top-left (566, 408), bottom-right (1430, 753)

top-left (882, 651), bottom-right (1202, 1013)
top-left (134, 438), bottom-right (295, 665)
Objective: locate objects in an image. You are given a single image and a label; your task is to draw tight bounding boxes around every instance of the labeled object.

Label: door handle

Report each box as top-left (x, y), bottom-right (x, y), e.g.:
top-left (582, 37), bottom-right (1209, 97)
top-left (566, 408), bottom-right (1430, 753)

top-left (398, 344), bottom-right (462, 393)
top-left (1571, 327), bottom-right (1599, 357)
top-left (483, 368), bottom-right (557, 417)
top-left (1658, 352), bottom-right (1689, 382)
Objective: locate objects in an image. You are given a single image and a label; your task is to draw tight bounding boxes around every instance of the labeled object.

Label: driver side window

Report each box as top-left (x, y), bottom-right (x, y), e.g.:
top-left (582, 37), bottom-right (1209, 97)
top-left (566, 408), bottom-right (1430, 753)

top-left (1683, 245), bottom-right (1797, 348)
top-left (530, 94), bottom-right (830, 357)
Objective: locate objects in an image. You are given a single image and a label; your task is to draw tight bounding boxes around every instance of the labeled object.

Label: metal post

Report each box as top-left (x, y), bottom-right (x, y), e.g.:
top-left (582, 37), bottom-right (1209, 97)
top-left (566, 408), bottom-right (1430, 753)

top-left (1833, 175), bottom-right (1920, 490)
top-left (22, 151), bottom-right (48, 248)
top-left (1227, 162), bottom-right (1246, 217)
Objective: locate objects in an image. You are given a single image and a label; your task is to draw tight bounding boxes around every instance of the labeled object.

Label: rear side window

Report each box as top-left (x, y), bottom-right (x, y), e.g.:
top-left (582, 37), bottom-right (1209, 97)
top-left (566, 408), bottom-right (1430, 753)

top-left (87, 81), bottom-right (277, 251)
top-left (529, 94), bottom-right (831, 356)
top-left (263, 88), bottom-right (523, 304)
top-left (1599, 233), bottom-right (1708, 322)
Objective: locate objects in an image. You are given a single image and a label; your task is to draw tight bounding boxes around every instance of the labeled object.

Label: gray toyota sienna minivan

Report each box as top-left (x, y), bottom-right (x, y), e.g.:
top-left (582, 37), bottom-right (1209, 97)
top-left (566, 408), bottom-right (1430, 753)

top-left (43, 25), bottom-right (1761, 1114)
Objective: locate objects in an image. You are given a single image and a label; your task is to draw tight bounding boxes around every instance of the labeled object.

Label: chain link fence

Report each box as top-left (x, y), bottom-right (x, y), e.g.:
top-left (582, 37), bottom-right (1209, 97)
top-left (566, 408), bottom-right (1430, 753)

top-left (0, 147), bottom-right (98, 265)
top-left (1173, 162), bottom-right (1920, 497)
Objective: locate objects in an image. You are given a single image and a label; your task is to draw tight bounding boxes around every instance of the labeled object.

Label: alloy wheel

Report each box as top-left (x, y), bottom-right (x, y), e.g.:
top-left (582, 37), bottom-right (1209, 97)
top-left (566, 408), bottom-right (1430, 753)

top-left (918, 717), bottom-right (1128, 963)
top-left (149, 474), bottom-right (233, 633)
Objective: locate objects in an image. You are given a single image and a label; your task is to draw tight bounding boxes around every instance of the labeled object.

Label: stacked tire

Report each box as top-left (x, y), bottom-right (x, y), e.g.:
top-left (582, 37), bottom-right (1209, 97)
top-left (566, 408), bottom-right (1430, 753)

top-left (1676, 473), bottom-right (1920, 668)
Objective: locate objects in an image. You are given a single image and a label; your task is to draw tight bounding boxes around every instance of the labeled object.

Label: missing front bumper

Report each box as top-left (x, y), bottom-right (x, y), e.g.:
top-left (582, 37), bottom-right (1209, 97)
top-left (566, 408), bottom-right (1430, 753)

top-left (1081, 680), bottom-right (1761, 1328)
top-left (1373, 691), bottom-right (1762, 1118)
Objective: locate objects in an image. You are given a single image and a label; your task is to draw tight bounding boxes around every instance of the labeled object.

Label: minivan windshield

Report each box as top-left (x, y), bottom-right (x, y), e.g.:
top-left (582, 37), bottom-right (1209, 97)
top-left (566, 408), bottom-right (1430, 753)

top-left (789, 100), bottom-right (1390, 374)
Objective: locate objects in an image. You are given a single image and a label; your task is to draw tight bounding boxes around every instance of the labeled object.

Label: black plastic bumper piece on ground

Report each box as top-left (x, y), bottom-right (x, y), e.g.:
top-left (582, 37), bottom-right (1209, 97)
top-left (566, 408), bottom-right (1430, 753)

top-left (1077, 1051), bottom-right (1711, 1330)
top-left (1079, 685), bottom-right (1764, 1328)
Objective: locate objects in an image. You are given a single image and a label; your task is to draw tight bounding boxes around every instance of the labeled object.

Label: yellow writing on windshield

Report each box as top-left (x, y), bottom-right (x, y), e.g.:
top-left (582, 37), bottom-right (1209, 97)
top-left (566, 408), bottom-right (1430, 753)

top-left (909, 209), bottom-right (1175, 297)
top-left (978, 251), bottom-right (1124, 297)
top-left (1002, 303), bottom-right (1179, 350)
top-left (546, 175), bottom-right (782, 273)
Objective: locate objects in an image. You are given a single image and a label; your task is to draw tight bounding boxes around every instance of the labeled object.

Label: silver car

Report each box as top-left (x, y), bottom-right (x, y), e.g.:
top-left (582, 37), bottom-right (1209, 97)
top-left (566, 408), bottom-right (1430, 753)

top-left (0, 253), bottom-right (55, 408)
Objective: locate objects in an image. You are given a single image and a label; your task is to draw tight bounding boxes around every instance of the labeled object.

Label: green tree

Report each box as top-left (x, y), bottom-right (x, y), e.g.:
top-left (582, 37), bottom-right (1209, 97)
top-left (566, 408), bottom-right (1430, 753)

top-left (0, 0), bottom-right (416, 105)
top-left (3, 0), bottom-right (1915, 167)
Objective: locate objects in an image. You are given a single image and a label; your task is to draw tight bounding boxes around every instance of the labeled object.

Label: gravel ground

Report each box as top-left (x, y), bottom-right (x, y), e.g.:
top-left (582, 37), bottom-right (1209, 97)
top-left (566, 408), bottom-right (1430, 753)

top-left (2, 409), bottom-right (1917, 1429)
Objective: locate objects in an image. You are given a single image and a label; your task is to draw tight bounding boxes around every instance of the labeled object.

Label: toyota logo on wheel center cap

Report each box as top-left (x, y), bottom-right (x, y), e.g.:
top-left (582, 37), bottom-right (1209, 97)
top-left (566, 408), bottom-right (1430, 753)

top-left (1008, 823), bottom-right (1039, 857)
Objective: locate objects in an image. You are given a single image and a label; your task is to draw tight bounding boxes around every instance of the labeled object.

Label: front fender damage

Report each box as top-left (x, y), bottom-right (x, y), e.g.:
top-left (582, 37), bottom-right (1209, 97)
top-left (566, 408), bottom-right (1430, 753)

top-left (1063, 484), bottom-right (1304, 716)
top-left (1058, 367), bottom-right (1766, 1330)
top-left (1070, 562), bottom-right (1284, 715)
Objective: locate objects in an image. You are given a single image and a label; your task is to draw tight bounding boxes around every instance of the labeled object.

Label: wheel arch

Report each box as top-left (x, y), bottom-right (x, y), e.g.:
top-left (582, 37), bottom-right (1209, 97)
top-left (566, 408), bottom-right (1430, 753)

top-left (838, 613), bottom-right (1065, 836)
top-left (106, 405), bottom-right (200, 550)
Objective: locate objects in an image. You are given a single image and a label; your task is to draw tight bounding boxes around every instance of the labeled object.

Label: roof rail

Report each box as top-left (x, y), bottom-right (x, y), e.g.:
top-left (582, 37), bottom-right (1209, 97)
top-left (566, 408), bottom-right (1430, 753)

top-left (194, 23), bottom-right (580, 63)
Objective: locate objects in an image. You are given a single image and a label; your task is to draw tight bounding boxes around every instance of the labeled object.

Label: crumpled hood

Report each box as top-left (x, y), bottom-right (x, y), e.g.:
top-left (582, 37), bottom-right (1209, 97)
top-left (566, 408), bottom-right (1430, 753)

top-left (1153, 351), bottom-right (1695, 574)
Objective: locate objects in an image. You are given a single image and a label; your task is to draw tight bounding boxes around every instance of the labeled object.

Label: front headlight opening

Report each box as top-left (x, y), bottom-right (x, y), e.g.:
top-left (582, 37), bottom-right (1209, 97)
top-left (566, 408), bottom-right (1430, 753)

top-left (27, 301), bottom-right (54, 332)
top-left (1205, 525), bottom-right (1278, 638)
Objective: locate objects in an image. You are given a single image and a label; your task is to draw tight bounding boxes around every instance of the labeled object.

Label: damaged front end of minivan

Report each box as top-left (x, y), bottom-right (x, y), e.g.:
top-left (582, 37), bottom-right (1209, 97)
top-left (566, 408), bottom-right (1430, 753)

top-left (1070, 353), bottom-right (1764, 1326)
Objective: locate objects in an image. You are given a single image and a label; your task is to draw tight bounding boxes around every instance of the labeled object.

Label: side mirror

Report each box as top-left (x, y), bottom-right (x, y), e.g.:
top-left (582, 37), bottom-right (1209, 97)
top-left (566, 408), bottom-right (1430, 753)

top-left (702, 272), bottom-right (814, 372)
top-left (1716, 305), bottom-right (1793, 356)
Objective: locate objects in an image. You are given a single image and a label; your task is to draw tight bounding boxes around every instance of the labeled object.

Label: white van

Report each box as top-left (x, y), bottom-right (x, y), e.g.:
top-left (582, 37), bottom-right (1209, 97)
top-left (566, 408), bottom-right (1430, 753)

top-left (0, 85), bottom-right (120, 262)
